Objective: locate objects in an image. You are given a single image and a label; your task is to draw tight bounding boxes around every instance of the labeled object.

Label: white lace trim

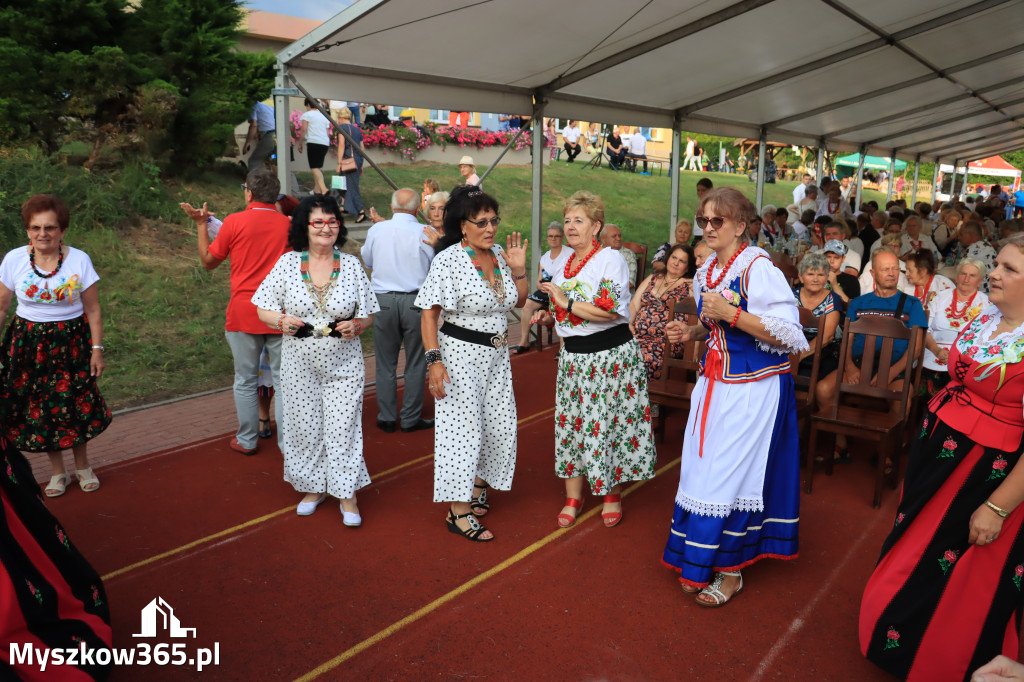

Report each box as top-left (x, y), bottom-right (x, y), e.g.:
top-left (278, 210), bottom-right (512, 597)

top-left (758, 314), bottom-right (809, 355)
top-left (972, 305), bottom-right (1024, 346)
top-left (694, 246), bottom-right (769, 295)
top-left (676, 492), bottom-right (765, 518)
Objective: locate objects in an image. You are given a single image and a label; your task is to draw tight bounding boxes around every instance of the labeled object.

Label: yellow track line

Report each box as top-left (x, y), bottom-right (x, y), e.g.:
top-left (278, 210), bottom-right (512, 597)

top-left (294, 455), bottom-right (682, 682)
top-left (102, 406), bottom-right (555, 582)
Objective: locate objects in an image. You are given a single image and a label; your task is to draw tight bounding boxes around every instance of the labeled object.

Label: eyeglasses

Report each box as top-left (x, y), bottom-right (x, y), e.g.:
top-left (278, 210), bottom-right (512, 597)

top-left (695, 216), bottom-right (727, 230)
top-left (28, 224), bottom-right (62, 233)
top-left (547, 234), bottom-right (563, 239)
top-left (240, 184), bottom-right (250, 192)
top-left (465, 217), bottom-right (501, 228)
top-left (309, 219), bottom-right (342, 230)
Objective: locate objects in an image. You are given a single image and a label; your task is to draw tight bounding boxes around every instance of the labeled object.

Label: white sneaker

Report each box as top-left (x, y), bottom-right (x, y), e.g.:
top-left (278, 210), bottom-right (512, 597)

top-left (341, 503), bottom-right (362, 527)
top-left (296, 493), bottom-right (327, 516)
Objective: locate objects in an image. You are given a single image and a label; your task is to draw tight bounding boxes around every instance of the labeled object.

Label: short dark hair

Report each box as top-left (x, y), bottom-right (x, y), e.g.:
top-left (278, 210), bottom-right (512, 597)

top-left (906, 249), bottom-right (936, 275)
top-left (288, 195), bottom-right (347, 251)
top-left (696, 178), bottom-right (713, 190)
top-left (669, 243), bottom-right (697, 278)
top-left (304, 98), bottom-right (314, 108)
top-left (22, 194), bottom-right (69, 230)
top-left (436, 185), bottom-right (500, 254)
top-left (247, 168), bottom-right (280, 203)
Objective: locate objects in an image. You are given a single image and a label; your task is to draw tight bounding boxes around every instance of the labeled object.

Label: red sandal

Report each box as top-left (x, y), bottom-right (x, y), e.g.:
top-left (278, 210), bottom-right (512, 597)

top-left (602, 494), bottom-right (622, 527)
top-left (557, 497), bottom-right (584, 528)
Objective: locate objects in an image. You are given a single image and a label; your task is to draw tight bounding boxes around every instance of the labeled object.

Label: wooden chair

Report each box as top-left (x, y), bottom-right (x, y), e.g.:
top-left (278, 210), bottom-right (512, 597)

top-left (805, 315), bottom-right (924, 507)
top-left (622, 242), bottom-right (648, 288)
top-left (647, 298), bottom-right (703, 443)
top-left (790, 307), bottom-right (824, 455)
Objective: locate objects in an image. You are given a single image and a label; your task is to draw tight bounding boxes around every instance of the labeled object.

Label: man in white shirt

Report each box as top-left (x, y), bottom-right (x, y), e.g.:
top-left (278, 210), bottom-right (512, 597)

top-left (683, 136), bottom-right (699, 171)
top-left (793, 173), bottom-right (812, 205)
top-left (600, 224), bottom-right (637, 290)
top-left (840, 176), bottom-right (853, 202)
top-left (562, 120), bottom-right (582, 163)
top-left (626, 127), bottom-right (648, 174)
top-left (361, 188), bottom-right (436, 433)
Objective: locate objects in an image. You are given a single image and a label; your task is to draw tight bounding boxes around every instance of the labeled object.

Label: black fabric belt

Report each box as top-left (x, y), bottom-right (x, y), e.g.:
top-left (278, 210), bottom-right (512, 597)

top-left (440, 322), bottom-right (508, 349)
top-left (379, 290), bottom-right (419, 295)
top-left (293, 314), bottom-right (354, 339)
top-left (563, 324), bottom-right (633, 354)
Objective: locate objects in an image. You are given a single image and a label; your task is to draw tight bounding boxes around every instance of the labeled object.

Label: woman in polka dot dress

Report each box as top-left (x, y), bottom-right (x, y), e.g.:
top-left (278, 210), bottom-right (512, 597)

top-left (533, 190), bottom-right (657, 529)
top-left (416, 186), bottom-right (529, 542)
top-left (253, 195), bottom-right (379, 527)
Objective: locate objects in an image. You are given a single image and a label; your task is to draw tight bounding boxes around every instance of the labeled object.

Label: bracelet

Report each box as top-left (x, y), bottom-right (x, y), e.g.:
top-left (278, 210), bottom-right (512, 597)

top-left (729, 307), bottom-right (742, 327)
top-left (566, 299), bottom-right (574, 314)
top-left (985, 500), bottom-right (1010, 519)
top-left (276, 314), bottom-right (285, 331)
top-left (353, 320), bottom-right (363, 335)
top-left (91, 345), bottom-right (104, 352)
top-left (511, 271), bottom-right (527, 281)
top-left (425, 349), bottom-right (442, 366)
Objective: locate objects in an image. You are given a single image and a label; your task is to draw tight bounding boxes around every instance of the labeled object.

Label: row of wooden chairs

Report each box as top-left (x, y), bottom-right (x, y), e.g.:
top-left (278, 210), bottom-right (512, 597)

top-left (648, 299), bottom-right (925, 507)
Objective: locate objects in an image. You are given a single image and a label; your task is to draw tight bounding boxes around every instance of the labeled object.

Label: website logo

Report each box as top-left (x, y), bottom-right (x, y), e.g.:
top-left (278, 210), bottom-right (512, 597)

top-left (134, 597), bottom-right (197, 638)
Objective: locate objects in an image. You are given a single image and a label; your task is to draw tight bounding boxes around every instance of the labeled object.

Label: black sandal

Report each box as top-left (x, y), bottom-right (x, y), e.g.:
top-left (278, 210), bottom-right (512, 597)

top-left (470, 483), bottom-right (490, 517)
top-left (355, 212), bottom-right (368, 224)
top-left (446, 509), bottom-right (493, 542)
top-left (258, 418), bottom-right (273, 439)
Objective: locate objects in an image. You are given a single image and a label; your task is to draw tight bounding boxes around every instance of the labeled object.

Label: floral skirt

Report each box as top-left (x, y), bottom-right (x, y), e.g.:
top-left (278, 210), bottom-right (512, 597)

top-left (1, 437), bottom-right (112, 679)
top-left (0, 315), bottom-right (111, 452)
top-left (859, 412), bottom-right (1024, 681)
top-left (554, 339), bottom-right (656, 494)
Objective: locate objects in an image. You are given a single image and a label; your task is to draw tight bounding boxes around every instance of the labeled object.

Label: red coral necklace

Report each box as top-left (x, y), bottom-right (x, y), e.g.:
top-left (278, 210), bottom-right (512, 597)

top-left (705, 242), bottom-right (747, 289)
top-left (564, 239), bottom-right (601, 279)
top-left (946, 290), bottom-right (977, 321)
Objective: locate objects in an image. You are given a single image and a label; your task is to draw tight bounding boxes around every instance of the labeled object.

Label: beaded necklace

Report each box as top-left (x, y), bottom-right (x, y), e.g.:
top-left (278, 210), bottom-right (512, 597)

top-left (464, 245), bottom-right (505, 303)
top-left (564, 239), bottom-right (601, 279)
top-left (30, 244), bottom-right (64, 279)
top-left (913, 275), bottom-right (933, 303)
top-left (705, 242), bottom-right (747, 290)
top-left (946, 290), bottom-right (977, 323)
top-left (300, 250), bottom-right (341, 315)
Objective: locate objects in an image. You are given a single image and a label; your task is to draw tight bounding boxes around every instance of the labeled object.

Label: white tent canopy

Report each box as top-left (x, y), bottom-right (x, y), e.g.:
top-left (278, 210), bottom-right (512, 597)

top-left (277, 0), bottom-right (1024, 164)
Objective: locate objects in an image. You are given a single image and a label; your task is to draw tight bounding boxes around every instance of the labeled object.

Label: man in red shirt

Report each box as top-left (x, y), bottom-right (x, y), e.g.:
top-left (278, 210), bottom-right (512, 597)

top-left (195, 169), bottom-right (290, 454)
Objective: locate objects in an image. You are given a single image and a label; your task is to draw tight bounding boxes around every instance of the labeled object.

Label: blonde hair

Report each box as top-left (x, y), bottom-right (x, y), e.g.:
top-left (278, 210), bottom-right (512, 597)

top-left (563, 190), bottom-right (605, 226)
top-left (337, 108), bottom-right (353, 121)
top-left (427, 190), bottom-right (450, 208)
top-left (880, 232), bottom-right (902, 249)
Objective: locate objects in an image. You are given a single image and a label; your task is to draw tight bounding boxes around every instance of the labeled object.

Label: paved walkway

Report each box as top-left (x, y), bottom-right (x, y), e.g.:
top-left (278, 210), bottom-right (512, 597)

top-left (32, 318), bottom-right (543, 484)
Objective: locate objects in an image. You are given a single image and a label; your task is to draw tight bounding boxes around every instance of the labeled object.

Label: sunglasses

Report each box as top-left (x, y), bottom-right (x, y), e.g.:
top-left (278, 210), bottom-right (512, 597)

top-left (309, 219), bottom-right (341, 230)
top-left (695, 216), bottom-right (727, 230)
top-left (465, 217), bottom-right (502, 228)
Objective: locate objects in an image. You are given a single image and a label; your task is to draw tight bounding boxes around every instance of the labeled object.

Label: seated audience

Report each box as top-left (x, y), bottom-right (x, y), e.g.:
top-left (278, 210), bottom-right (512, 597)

top-left (601, 224), bottom-right (637, 290)
top-left (901, 250), bottom-right (952, 316)
top-left (920, 257), bottom-right (988, 395)
top-left (651, 218), bottom-right (693, 274)
top-left (792, 252), bottom-right (842, 385)
top-left (605, 126), bottom-right (626, 170)
top-left (898, 214), bottom-right (940, 263)
top-left (958, 220), bottom-right (997, 291)
top-left (822, 240), bottom-right (860, 305)
top-left (629, 244), bottom-right (695, 380)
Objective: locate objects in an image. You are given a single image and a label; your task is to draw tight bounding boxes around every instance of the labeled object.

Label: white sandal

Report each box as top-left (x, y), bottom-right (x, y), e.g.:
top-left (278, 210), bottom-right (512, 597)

top-left (696, 571), bottom-right (743, 608)
top-left (45, 472), bottom-right (70, 498)
top-left (75, 468), bottom-right (100, 493)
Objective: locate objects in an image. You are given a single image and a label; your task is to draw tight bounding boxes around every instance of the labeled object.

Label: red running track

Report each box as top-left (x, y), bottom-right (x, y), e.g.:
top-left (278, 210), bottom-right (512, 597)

top-left (46, 347), bottom-right (900, 681)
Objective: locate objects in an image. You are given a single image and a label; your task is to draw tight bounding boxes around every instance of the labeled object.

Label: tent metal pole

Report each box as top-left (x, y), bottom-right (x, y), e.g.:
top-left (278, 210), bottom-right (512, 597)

top-left (888, 154), bottom-right (897, 202)
top-left (755, 129), bottom-right (766, 212)
top-left (950, 161), bottom-right (959, 200)
top-left (273, 63), bottom-right (290, 196)
top-left (815, 142), bottom-right (824, 184)
top-left (960, 159), bottom-right (972, 197)
top-left (855, 145), bottom-right (867, 210)
top-left (910, 154), bottom-right (921, 207)
top-left (530, 98), bottom-right (544, 288)
top-left (931, 159), bottom-right (941, 203)
top-left (478, 124), bottom-right (530, 185)
top-left (670, 126), bottom-right (681, 240)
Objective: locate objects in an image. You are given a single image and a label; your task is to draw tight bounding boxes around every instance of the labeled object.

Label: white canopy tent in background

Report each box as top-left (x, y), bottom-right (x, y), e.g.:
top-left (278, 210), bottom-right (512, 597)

top-left (271, 0), bottom-right (1024, 275)
top-left (938, 156), bottom-right (1023, 200)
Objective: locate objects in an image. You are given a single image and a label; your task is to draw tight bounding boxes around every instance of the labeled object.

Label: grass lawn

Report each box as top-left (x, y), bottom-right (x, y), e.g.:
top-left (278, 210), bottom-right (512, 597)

top-left (16, 161), bottom-right (886, 410)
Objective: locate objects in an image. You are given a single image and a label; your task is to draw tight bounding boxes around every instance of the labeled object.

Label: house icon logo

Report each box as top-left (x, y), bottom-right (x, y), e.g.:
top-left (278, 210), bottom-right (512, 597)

top-left (132, 597), bottom-right (197, 638)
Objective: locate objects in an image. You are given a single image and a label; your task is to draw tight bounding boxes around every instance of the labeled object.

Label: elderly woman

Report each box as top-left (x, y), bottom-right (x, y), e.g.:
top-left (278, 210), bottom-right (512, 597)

top-left (630, 244), bottom-right (695, 380)
top-left (514, 221), bottom-right (568, 352)
top-left (457, 155), bottom-right (481, 188)
top-left (787, 184), bottom-right (819, 225)
top-left (253, 195), bottom-right (378, 525)
top-left (417, 186), bottom-right (528, 542)
top-left (919, 258), bottom-right (989, 396)
top-left (533, 190), bottom-right (656, 529)
top-left (0, 194), bottom-right (111, 497)
top-left (651, 219), bottom-right (694, 275)
top-left (335, 107), bottom-right (367, 224)
top-left (898, 214), bottom-right (940, 262)
top-left (901, 249), bottom-right (953, 316)
top-left (793, 252), bottom-right (842, 382)
top-left (860, 235), bottom-right (1024, 679)
top-left (933, 207), bottom-right (964, 256)
top-left (662, 187), bottom-right (807, 606)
